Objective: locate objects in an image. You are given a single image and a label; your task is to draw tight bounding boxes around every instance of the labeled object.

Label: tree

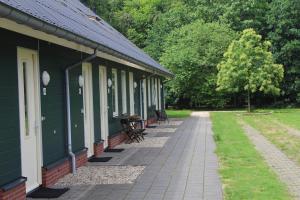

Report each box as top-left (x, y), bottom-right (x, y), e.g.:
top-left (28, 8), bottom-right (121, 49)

top-left (217, 29), bottom-right (284, 112)
top-left (117, 0), bottom-right (173, 48)
top-left (220, 0), bottom-right (269, 37)
top-left (144, 2), bottom-right (196, 60)
top-left (160, 21), bottom-right (237, 108)
top-left (267, 0), bottom-right (300, 104)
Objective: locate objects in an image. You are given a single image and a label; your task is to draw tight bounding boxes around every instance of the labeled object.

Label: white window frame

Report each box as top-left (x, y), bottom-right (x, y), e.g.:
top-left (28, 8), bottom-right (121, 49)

top-left (121, 70), bottom-right (127, 114)
top-left (112, 69), bottom-right (119, 117)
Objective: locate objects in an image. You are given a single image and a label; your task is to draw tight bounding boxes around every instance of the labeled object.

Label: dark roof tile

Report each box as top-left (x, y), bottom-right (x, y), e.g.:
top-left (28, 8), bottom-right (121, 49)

top-left (0, 0), bottom-right (170, 75)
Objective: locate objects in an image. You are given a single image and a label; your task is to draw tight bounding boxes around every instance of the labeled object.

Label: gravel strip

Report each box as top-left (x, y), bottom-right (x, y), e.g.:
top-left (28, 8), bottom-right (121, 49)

top-left (55, 166), bottom-right (145, 187)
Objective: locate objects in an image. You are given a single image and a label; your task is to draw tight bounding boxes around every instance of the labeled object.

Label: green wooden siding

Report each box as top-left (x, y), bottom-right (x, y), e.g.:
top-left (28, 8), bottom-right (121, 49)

top-left (91, 63), bottom-right (101, 142)
top-left (0, 27), bottom-right (166, 187)
top-left (0, 28), bottom-right (37, 186)
top-left (0, 45), bottom-right (21, 186)
top-left (69, 67), bottom-right (85, 152)
top-left (39, 42), bottom-right (85, 165)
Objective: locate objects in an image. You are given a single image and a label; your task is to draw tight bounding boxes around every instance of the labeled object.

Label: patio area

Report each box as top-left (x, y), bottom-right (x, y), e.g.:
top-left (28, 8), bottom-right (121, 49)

top-left (29, 112), bottom-right (222, 200)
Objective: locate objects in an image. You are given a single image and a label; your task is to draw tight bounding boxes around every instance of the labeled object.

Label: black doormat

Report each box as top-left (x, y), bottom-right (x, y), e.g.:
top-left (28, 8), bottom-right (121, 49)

top-left (104, 148), bottom-right (124, 152)
top-left (147, 125), bottom-right (157, 128)
top-left (27, 187), bottom-right (69, 198)
top-left (88, 156), bottom-right (112, 162)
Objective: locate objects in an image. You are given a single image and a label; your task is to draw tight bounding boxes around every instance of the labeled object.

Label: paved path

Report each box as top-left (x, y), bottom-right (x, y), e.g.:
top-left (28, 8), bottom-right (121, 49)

top-left (244, 124), bottom-right (300, 199)
top-left (32, 112), bottom-right (222, 200)
top-left (119, 112), bottom-right (223, 200)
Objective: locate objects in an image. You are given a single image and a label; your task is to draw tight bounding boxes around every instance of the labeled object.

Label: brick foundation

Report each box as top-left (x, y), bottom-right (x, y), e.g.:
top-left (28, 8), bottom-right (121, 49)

top-left (0, 181), bottom-right (26, 200)
top-left (42, 149), bottom-right (87, 187)
top-left (108, 132), bottom-right (128, 149)
top-left (147, 117), bottom-right (157, 126)
top-left (94, 142), bottom-right (104, 157)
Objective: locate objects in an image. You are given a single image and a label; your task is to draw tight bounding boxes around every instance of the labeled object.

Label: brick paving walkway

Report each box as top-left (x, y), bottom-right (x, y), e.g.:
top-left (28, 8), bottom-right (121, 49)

top-left (30, 112), bottom-right (223, 200)
top-left (244, 124), bottom-right (300, 199)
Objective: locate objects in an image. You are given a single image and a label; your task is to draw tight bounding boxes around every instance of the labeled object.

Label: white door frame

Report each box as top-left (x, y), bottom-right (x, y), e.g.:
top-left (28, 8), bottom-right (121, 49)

top-left (82, 63), bottom-right (94, 157)
top-left (99, 66), bottom-right (109, 148)
top-left (17, 47), bottom-right (42, 192)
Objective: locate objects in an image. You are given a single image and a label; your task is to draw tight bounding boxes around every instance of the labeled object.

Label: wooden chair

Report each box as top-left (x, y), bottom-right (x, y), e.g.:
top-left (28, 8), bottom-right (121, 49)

top-left (128, 116), bottom-right (146, 140)
top-left (155, 110), bottom-right (169, 124)
top-left (120, 117), bottom-right (145, 143)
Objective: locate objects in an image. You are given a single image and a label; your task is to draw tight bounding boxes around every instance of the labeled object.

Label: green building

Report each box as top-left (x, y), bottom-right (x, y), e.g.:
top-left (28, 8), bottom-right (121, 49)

top-left (0, 1), bottom-right (172, 199)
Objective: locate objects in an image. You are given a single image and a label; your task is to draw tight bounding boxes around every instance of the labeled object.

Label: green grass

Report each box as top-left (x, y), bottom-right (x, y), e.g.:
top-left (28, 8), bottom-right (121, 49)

top-left (241, 110), bottom-right (300, 165)
top-left (271, 109), bottom-right (300, 130)
top-left (211, 112), bottom-right (291, 200)
top-left (166, 109), bottom-right (192, 118)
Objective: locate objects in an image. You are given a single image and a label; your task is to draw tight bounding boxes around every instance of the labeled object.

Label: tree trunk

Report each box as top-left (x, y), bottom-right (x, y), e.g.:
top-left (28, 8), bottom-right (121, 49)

top-left (247, 89), bottom-right (251, 112)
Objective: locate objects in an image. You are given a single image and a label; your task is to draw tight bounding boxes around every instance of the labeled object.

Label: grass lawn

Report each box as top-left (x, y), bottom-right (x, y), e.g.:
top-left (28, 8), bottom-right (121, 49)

top-left (211, 112), bottom-right (291, 200)
top-left (271, 109), bottom-right (300, 130)
top-left (166, 109), bottom-right (192, 118)
top-left (241, 109), bottom-right (300, 165)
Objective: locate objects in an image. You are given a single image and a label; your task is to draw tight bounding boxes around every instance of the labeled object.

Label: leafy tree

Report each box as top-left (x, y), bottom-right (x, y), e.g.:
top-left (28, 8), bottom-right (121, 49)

top-left (144, 2), bottom-right (196, 60)
top-left (184, 0), bottom-right (229, 23)
top-left (117, 0), bottom-right (173, 48)
top-left (267, 0), bottom-right (300, 103)
top-left (161, 21), bottom-right (237, 108)
top-left (220, 0), bottom-right (270, 37)
top-left (217, 29), bottom-right (284, 112)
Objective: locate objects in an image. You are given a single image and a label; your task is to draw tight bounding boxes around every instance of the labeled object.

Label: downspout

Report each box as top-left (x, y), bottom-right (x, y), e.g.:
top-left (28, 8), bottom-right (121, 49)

top-left (65, 49), bottom-right (97, 174)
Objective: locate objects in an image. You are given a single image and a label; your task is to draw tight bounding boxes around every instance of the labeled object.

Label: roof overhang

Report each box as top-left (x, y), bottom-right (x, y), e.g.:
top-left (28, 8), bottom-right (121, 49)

top-left (0, 2), bottom-right (173, 78)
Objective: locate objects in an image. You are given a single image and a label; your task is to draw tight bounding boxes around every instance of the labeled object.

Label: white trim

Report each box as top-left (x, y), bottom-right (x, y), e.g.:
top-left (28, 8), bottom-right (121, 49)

top-left (82, 63), bottom-right (94, 157)
top-left (143, 79), bottom-right (148, 119)
top-left (0, 18), bottom-right (169, 77)
top-left (121, 70), bottom-right (127, 114)
top-left (17, 47), bottom-right (42, 192)
top-left (99, 66), bottom-right (109, 148)
top-left (111, 68), bottom-right (119, 117)
top-left (155, 78), bottom-right (159, 109)
top-left (129, 72), bottom-right (134, 115)
top-left (147, 78), bottom-right (151, 107)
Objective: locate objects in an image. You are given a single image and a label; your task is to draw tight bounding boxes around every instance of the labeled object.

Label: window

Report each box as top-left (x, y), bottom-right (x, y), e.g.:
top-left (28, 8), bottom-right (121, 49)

top-left (121, 71), bottom-right (127, 114)
top-left (152, 78), bottom-right (156, 106)
top-left (112, 69), bottom-right (119, 116)
top-left (22, 62), bottom-right (29, 136)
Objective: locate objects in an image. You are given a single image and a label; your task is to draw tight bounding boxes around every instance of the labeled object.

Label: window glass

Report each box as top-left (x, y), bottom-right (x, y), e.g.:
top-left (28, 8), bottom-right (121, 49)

top-left (121, 71), bottom-right (127, 114)
top-left (23, 62), bottom-right (29, 136)
top-left (112, 69), bottom-right (119, 116)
